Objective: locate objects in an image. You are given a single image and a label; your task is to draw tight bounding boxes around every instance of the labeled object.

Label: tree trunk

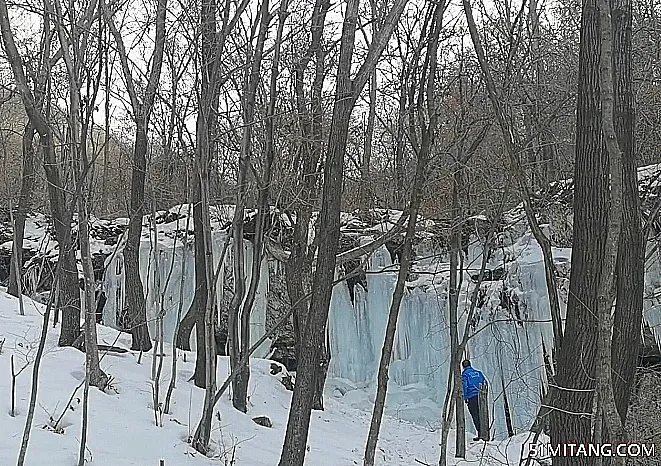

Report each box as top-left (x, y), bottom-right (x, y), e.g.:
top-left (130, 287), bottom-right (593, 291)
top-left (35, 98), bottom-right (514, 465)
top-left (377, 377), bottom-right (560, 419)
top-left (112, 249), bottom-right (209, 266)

top-left (594, 0), bottom-right (626, 455)
top-left (9, 121), bottom-right (37, 298)
top-left (192, 197), bottom-right (211, 388)
top-left (175, 297), bottom-right (197, 350)
top-left (278, 0), bottom-right (409, 463)
top-left (190, 137), bottom-right (217, 454)
top-left (284, 0), bottom-right (329, 379)
top-left (548, 0), bottom-right (604, 461)
top-left (363, 4), bottom-right (443, 463)
top-left (360, 69), bottom-right (376, 207)
top-left (190, 0), bottom-right (222, 447)
top-left (103, 0), bottom-right (168, 352)
top-left (278, 0), bottom-right (361, 459)
top-left (394, 71), bottom-right (408, 209)
top-left (124, 125), bottom-right (152, 352)
top-left (610, 0), bottom-right (641, 424)
top-left (312, 334), bottom-right (329, 411)
top-left (58, 247), bottom-right (82, 347)
top-left (229, 0), bottom-right (270, 413)
top-left (450, 170), bottom-right (465, 459)
top-left (79, 191), bottom-right (108, 389)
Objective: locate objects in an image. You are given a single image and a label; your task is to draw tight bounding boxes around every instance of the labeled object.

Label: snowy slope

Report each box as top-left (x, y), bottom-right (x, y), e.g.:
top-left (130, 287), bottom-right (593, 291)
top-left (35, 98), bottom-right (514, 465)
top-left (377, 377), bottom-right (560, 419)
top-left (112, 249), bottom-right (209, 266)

top-left (0, 291), bottom-right (542, 466)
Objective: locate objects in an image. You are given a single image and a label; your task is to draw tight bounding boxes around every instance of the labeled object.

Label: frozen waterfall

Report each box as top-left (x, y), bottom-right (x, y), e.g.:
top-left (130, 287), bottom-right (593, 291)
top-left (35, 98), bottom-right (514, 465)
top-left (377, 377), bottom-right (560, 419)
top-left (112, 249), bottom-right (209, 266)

top-left (327, 232), bottom-right (568, 440)
top-left (101, 222), bottom-right (270, 358)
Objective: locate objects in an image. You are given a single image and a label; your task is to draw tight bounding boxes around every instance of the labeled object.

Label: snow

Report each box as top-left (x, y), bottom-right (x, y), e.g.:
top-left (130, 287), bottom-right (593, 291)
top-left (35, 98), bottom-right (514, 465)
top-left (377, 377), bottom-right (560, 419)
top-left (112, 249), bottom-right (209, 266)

top-left (0, 291), bottom-right (538, 466)
top-left (2, 185), bottom-right (660, 460)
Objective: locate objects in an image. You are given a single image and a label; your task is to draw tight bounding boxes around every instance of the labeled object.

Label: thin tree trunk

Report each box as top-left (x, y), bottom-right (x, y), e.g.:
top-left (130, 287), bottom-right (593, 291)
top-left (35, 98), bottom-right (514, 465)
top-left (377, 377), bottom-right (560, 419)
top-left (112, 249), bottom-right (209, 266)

top-left (594, 0), bottom-right (625, 456)
top-left (360, 66), bottom-right (376, 207)
top-left (364, 4), bottom-right (443, 464)
top-left (79, 192), bottom-right (107, 388)
top-left (190, 144), bottom-right (217, 454)
top-left (77, 355), bottom-right (90, 466)
top-left (101, 26), bottom-right (110, 215)
top-left (14, 192), bottom-right (78, 466)
top-left (438, 181), bottom-right (512, 466)
top-left (278, 0), bottom-right (410, 463)
top-left (284, 0), bottom-right (329, 390)
top-left (450, 170), bottom-right (465, 458)
top-left (164, 201), bottom-right (192, 414)
top-left (462, 0), bottom-right (563, 354)
top-left (8, 121), bottom-right (37, 301)
top-left (393, 70), bottom-right (408, 209)
top-left (610, 0), bottom-right (641, 424)
top-left (16, 266), bottom-right (61, 466)
top-left (229, 0), bottom-right (270, 413)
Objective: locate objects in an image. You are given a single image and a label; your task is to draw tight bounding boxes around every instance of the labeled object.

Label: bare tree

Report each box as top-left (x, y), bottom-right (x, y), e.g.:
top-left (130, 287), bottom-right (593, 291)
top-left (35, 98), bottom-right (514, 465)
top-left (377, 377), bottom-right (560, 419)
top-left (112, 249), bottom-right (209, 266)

top-left (278, 0), bottom-right (410, 463)
top-left (593, 0), bottom-right (626, 456)
top-left (283, 0), bottom-right (329, 412)
top-left (228, 0), bottom-right (271, 413)
top-left (0, 0), bottom-right (85, 348)
top-left (547, 0), bottom-right (638, 460)
top-left (461, 0), bottom-right (563, 354)
top-left (610, 0), bottom-right (643, 425)
top-left (364, 4), bottom-right (445, 465)
top-left (180, 0), bottom-right (251, 389)
top-left (103, 0), bottom-right (168, 352)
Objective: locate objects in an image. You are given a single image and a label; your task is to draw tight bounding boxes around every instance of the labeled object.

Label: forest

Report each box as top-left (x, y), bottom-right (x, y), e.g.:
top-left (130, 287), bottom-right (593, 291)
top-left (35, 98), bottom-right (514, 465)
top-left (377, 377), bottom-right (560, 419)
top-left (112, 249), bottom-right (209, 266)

top-left (0, 0), bottom-right (659, 464)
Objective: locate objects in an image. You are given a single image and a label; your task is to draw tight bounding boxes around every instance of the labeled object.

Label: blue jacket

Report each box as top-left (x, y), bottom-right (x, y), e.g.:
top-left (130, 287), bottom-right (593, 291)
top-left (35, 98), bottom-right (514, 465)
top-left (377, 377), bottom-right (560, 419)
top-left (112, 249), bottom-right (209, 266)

top-left (462, 366), bottom-right (486, 401)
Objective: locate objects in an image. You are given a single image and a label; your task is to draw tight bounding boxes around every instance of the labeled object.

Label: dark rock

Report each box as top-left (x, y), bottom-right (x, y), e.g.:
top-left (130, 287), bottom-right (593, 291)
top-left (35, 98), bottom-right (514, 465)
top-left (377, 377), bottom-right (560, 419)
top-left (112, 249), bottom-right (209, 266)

top-left (343, 258), bottom-right (367, 306)
top-left (269, 336), bottom-right (297, 372)
top-left (639, 324), bottom-right (661, 371)
top-left (154, 210), bottom-right (186, 225)
top-left (470, 266), bottom-right (505, 283)
top-left (252, 416), bottom-right (272, 428)
top-left (96, 291), bottom-right (107, 323)
top-left (280, 374), bottom-right (294, 391)
top-left (215, 326), bottom-right (228, 356)
top-left (385, 239), bottom-right (404, 264)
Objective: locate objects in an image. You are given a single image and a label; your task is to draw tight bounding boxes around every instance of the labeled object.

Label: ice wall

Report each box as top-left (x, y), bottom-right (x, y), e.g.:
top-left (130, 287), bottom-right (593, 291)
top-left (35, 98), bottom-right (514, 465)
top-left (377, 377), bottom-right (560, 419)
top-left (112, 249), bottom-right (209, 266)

top-left (102, 228), bottom-right (270, 357)
top-left (327, 233), bottom-right (571, 439)
top-left (642, 238), bottom-right (661, 349)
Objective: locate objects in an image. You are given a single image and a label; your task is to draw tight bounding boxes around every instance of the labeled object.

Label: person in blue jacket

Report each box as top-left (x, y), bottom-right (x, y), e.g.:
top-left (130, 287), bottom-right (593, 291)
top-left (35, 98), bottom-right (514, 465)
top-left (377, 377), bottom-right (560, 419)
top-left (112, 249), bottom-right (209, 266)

top-left (462, 359), bottom-right (487, 441)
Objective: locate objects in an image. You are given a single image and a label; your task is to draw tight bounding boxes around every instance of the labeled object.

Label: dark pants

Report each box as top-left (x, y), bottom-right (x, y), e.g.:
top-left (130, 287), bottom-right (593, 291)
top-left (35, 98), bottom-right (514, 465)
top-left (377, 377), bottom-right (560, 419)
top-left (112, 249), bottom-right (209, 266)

top-left (467, 396), bottom-right (480, 434)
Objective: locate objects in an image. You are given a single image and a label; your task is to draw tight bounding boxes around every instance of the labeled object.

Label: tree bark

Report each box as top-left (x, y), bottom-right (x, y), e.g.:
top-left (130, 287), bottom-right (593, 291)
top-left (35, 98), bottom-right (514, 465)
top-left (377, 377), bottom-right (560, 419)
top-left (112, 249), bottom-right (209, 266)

top-left (451, 170), bottom-right (465, 459)
top-left (228, 0), bottom-right (270, 413)
top-left (283, 0), bottom-right (329, 405)
top-left (594, 0), bottom-right (626, 456)
top-left (610, 0), bottom-right (641, 424)
top-left (547, 0), bottom-right (604, 461)
top-left (123, 126), bottom-right (152, 351)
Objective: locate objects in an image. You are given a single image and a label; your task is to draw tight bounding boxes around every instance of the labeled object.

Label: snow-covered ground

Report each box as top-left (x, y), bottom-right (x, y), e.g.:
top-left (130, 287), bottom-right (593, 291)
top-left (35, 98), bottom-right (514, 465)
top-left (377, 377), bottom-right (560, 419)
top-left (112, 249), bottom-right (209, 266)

top-left (0, 291), bottom-right (541, 466)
